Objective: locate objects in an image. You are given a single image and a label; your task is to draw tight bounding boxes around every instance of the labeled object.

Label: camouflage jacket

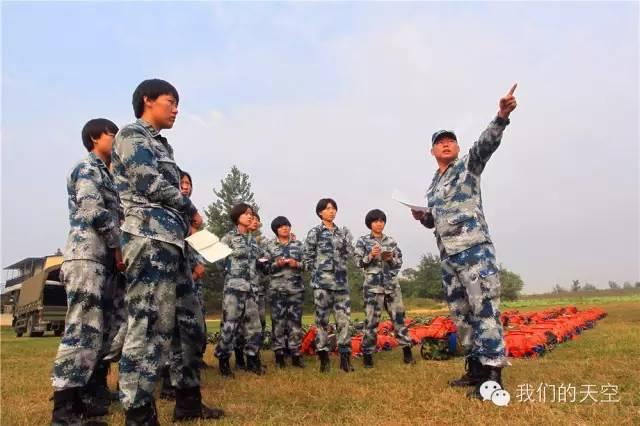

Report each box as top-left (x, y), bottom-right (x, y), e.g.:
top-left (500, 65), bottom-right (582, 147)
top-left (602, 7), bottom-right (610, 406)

top-left (265, 237), bottom-right (305, 294)
top-left (112, 119), bottom-right (196, 250)
top-left (252, 234), bottom-right (270, 296)
top-left (221, 228), bottom-right (266, 293)
top-left (303, 223), bottom-right (354, 291)
top-left (423, 116), bottom-right (510, 259)
top-left (63, 152), bottom-right (122, 265)
top-left (353, 233), bottom-right (403, 294)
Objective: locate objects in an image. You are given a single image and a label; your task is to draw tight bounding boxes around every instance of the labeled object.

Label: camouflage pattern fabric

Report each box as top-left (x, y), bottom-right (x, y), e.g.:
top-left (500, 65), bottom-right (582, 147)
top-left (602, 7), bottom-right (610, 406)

top-left (441, 243), bottom-right (506, 366)
top-left (63, 152), bottom-right (121, 264)
top-left (423, 116), bottom-right (509, 259)
top-left (313, 289), bottom-right (351, 353)
top-left (117, 234), bottom-right (204, 410)
top-left (52, 260), bottom-right (116, 389)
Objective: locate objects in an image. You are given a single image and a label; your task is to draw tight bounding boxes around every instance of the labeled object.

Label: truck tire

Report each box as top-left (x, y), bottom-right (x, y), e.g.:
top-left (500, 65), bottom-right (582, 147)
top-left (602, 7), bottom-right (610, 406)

top-left (27, 315), bottom-right (43, 337)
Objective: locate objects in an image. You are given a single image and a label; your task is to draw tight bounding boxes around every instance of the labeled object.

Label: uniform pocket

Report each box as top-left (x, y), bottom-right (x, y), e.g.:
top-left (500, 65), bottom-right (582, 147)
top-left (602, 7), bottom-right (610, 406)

top-left (478, 263), bottom-right (501, 299)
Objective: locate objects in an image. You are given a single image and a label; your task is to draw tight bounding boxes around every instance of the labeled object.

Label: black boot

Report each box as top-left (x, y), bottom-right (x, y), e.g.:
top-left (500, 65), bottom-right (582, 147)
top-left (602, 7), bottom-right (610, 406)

top-left (468, 365), bottom-right (503, 400)
top-left (403, 346), bottom-right (416, 365)
top-left (246, 354), bottom-right (265, 375)
top-left (450, 357), bottom-right (482, 387)
top-left (275, 350), bottom-right (286, 369)
top-left (234, 348), bottom-right (246, 370)
top-left (83, 362), bottom-right (111, 417)
top-left (291, 355), bottom-right (305, 368)
top-left (218, 356), bottom-right (234, 378)
top-left (318, 351), bottom-right (330, 373)
top-left (51, 388), bottom-right (84, 426)
top-left (173, 386), bottom-right (224, 421)
top-left (339, 352), bottom-right (354, 372)
top-left (363, 353), bottom-right (373, 369)
top-left (159, 366), bottom-right (176, 400)
top-left (125, 401), bottom-right (159, 426)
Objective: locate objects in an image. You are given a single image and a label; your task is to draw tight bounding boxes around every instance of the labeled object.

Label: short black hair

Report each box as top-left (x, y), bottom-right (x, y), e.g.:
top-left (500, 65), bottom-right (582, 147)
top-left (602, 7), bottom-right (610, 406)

top-left (271, 216), bottom-right (291, 235)
top-left (315, 198), bottom-right (338, 218)
top-left (253, 211), bottom-right (260, 221)
top-left (229, 202), bottom-right (253, 225)
top-left (365, 209), bottom-right (387, 229)
top-left (180, 170), bottom-right (192, 196)
top-left (81, 118), bottom-right (119, 152)
top-left (132, 79), bottom-right (179, 118)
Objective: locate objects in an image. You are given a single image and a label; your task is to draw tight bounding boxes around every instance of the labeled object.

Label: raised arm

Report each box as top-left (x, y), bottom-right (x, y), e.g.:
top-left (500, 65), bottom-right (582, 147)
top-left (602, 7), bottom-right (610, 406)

top-left (467, 83), bottom-right (518, 175)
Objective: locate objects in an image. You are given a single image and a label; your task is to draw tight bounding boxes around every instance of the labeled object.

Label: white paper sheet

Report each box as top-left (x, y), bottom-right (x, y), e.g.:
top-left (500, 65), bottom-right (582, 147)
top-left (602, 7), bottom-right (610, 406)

top-left (391, 190), bottom-right (430, 213)
top-left (185, 230), bottom-right (232, 263)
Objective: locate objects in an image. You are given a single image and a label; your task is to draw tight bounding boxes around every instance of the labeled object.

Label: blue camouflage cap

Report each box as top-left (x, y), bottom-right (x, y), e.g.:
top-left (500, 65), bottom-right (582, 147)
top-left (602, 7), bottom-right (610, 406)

top-left (431, 130), bottom-right (457, 145)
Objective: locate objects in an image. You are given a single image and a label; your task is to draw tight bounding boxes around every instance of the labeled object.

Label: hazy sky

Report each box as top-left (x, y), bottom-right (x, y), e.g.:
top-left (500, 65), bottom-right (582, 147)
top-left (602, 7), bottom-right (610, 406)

top-left (2, 2), bottom-right (638, 293)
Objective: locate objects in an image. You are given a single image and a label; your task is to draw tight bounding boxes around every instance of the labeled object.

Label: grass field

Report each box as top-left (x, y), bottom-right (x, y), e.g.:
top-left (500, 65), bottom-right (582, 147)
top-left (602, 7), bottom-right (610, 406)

top-left (1, 293), bottom-right (639, 425)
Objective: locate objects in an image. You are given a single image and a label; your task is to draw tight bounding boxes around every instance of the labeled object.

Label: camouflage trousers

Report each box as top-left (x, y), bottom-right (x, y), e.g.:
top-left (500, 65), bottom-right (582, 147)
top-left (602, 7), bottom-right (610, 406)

top-left (441, 243), bottom-right (506, 367)
top-left (270, 290), bottom-right (304, 355)
top-left (362, 286), bottom-right (412, 354)
top-left (233, 291), bottom-right (266, 352)
top-left (314, 289), bottom-right (352, 353)
top-left (118, 234), bottom-right (204, 410)
top-left (102, 271), bottom-right (127, 362)
top-left (193, 279), bottom-right (207, 354)
top-left (52, 260), bottom-right (120, 389)
top-left (215, 288), bottom-right (262, 359)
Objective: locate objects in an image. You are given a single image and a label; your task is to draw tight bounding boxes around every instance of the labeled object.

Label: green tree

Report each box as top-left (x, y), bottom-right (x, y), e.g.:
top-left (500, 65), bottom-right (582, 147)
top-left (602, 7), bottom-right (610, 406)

top-left (205, 165), bottom-right (259, 237)
top-left (571, 279), bottom-right (581, 292)
top-left (608, 280), bottom-right (620, 290)
top-left (500, 266), bottom-right (524, 300)
top-left (583, 283), bottom-right (597, 291)
top-left (404, 254), bottom-right (444, 300)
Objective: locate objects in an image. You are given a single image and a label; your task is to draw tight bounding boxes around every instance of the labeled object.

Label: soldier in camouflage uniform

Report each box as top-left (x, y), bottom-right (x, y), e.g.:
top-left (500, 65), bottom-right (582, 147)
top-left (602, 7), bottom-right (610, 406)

top-left (232, 212), bottom-right (268, 370)
top-left (179, 171), bottom-right (208, 359)
top-left (265, 216), bottom-right (306, 368)
top-left (353, 209), bottom-right (414, 368)
top-left (51, 118), bottom-right (124, 425)
top-left (303, 198), bottom-right (355, 373)
top-left (112, 79), bottom-right (222, 423)
top-left (214, 203), bottom-right (266, 376)
top-left (412, 84), bottom-right (518, 398)
top-left (159, 170), bottom-right (208, 401)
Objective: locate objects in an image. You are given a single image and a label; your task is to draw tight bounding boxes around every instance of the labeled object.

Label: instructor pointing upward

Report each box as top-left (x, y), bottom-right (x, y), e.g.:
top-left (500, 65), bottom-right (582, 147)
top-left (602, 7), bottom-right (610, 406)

top-left (412, 84), bottom-right (518, 399)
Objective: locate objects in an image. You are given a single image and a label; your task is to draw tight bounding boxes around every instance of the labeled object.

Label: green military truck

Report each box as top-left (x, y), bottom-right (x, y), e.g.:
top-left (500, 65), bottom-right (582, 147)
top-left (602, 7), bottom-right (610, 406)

top-left (12, 256), bottom-right (67, 337)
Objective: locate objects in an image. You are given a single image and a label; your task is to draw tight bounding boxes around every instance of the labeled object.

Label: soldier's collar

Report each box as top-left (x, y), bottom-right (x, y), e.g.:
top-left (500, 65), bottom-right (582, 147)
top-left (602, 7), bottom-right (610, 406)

top-left (88, 151), bottom-right (108, 169)
top-left (136, 118), bottom-right (161, 138)
top-left (320, 222), bottom-right (338, 232)
top-left (369, 232), bottom-right (386, 240)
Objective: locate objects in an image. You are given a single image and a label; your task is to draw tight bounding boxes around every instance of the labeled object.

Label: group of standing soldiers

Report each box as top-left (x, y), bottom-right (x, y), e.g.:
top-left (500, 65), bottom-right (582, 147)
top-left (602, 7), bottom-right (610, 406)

top-left (212, 198), bottom-right (416, 379)
top-left (49, 77), bottom-right (518, 426)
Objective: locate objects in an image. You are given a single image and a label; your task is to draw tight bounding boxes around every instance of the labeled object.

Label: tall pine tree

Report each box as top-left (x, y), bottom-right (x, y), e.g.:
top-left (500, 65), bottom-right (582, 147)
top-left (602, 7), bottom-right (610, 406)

top-left (205, 165), bottom-right (259, 236)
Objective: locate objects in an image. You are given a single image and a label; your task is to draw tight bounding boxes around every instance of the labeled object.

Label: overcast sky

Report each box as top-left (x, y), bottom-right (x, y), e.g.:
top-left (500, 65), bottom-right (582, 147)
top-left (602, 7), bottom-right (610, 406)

top-left (2, 2), bottom-right (638, 293)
